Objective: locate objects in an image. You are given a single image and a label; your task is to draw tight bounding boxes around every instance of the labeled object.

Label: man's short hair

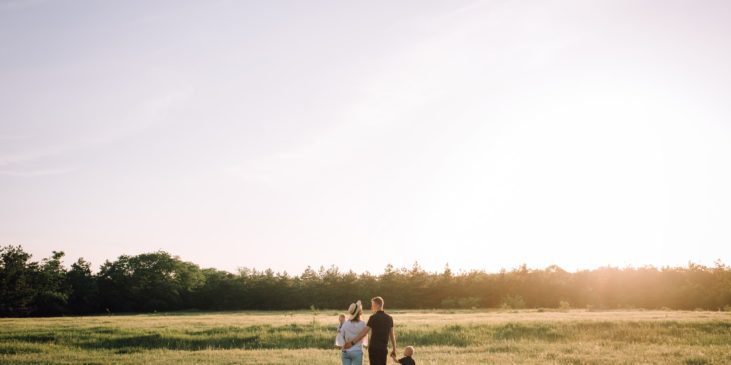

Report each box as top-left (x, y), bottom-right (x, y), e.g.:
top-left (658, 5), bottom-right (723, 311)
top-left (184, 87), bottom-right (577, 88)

top-left (371, 296), bottom-right (384, 308)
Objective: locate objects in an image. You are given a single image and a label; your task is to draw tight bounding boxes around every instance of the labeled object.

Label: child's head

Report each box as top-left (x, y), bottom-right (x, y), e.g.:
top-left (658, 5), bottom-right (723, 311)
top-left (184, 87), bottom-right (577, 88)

top-left (404, 346), bottom-right (414, 357)
top-left (338, 314), bottom-right (345, 324)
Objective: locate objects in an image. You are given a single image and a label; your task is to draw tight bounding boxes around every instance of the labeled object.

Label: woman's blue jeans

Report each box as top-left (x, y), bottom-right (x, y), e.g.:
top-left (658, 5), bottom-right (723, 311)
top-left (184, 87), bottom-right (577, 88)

top-left (341, 349), bottom-right (363, 365)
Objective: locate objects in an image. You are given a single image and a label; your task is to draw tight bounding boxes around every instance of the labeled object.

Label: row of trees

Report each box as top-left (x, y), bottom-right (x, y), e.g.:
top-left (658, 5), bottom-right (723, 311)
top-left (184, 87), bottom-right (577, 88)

top-left (1, 245), bottom-right (730, 317)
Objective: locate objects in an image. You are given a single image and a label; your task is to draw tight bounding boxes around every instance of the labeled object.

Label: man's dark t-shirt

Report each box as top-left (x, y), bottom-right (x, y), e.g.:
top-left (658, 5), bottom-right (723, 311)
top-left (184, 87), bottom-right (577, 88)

top-left (366, 310), bottom-right (393, 350)
top-left (398, 356), bottom-right (416, 365)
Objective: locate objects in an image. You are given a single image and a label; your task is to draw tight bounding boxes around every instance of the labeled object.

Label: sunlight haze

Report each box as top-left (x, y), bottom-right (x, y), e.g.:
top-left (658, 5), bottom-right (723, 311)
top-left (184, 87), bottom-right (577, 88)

top-left (1, 0), bottom-right (730, 274)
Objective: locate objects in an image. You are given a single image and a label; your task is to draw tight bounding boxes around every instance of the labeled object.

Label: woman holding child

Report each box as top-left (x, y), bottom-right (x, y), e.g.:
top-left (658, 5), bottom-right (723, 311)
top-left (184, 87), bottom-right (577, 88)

top-left (336, 300), bottom-right (368, 365)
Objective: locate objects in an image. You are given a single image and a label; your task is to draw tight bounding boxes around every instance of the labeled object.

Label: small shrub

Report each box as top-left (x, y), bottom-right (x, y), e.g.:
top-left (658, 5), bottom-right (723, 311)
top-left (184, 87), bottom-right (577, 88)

top-left (441, 297), bottom-right (480, 309)
top-left (457, 297), bottom-right (480, 309)
top-left (440, 298), bottom-right (456, 308)
top-left (500, 295), bottom-right (525, 310)
top-left (559, 300), bottom-right (571, 310)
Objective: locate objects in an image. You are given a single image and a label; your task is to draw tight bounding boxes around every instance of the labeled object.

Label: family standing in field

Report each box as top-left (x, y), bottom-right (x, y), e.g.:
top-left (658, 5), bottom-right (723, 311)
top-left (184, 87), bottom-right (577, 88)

top-left (335, 296), bottom-right (416, 365)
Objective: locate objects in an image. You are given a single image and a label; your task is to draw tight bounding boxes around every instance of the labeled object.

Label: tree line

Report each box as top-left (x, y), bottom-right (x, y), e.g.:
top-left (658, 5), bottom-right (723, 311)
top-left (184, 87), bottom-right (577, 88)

top-left (1, 245), bottom-right (730, 317)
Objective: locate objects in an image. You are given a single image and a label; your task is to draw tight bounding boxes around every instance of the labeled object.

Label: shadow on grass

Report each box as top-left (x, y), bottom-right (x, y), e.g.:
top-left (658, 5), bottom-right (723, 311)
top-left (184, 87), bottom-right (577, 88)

top-left (2, 334), bottom-right (57, 343)
top-left (77, 325), bottom-right (333, 350)
top-left (92, 333), bottom-right (262, 350)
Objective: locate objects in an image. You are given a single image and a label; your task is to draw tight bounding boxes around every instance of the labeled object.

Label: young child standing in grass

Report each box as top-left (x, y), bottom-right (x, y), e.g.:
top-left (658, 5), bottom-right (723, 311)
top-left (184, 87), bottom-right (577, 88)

top-left (390, 346), bottom-right (415, 365)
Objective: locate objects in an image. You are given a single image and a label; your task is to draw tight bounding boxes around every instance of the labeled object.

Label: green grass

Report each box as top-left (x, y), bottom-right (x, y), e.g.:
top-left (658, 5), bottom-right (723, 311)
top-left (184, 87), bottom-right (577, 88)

top-left (1, 310), bottom-right (730, 364)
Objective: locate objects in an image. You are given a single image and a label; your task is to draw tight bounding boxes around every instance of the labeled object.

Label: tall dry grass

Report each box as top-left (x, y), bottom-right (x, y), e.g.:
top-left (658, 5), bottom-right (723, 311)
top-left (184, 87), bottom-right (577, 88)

top-left (1, 309), bottom-right (730, 364)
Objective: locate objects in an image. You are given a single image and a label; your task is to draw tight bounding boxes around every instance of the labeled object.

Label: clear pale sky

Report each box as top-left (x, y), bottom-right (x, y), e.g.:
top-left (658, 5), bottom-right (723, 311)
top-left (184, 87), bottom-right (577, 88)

top-left (1, 0), bottom-right (730, 274)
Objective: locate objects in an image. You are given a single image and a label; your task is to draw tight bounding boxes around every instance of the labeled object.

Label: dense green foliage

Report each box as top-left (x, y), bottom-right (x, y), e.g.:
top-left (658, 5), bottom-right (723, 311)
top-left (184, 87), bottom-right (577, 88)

top-left (1, 245), bottom-right (730, 316)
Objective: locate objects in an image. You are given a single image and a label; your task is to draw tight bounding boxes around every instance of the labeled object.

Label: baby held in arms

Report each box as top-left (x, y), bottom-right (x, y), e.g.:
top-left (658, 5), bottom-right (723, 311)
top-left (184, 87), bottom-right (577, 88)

top-left (335, 313), bottom-right (346, 347)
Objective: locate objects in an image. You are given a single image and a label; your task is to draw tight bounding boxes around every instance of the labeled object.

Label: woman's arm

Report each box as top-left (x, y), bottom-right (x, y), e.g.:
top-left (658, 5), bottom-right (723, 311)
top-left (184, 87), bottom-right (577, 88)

top-left (343, 326), bottom-right (370, 349)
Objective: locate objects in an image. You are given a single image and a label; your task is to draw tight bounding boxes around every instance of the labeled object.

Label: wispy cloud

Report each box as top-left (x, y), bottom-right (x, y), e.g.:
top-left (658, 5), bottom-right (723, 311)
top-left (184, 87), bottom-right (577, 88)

top-left (0, 87), bottom-right (193, 171)
top-left (0, 166), bottom-right (77, 177)
top-left (0, 145), bottom-right (69, 168)
top-left (446, 0), bottom-right (486, 18)
top-left (0, 0), bottom-right (48, 11)
top-left (0, 135), bottom-right (28, 141)
top-left (222, 13), bottom-right (459, 185)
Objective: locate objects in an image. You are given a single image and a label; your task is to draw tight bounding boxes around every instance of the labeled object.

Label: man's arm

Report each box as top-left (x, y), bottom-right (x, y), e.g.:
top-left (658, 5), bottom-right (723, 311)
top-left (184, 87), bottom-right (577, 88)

top-left (343, 326), bottom-right (370, 349)
top-left (389, 327), bottom-right (397, 357)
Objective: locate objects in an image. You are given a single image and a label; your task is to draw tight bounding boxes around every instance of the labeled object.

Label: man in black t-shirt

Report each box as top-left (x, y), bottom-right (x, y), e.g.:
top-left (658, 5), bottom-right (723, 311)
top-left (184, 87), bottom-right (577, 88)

top-left (342, 296), bottom-right (396, 365)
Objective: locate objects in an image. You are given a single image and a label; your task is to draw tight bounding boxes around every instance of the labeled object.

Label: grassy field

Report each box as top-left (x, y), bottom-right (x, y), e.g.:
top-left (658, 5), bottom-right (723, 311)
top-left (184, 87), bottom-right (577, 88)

top-left (1, 309), bottom-right (730, 364)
